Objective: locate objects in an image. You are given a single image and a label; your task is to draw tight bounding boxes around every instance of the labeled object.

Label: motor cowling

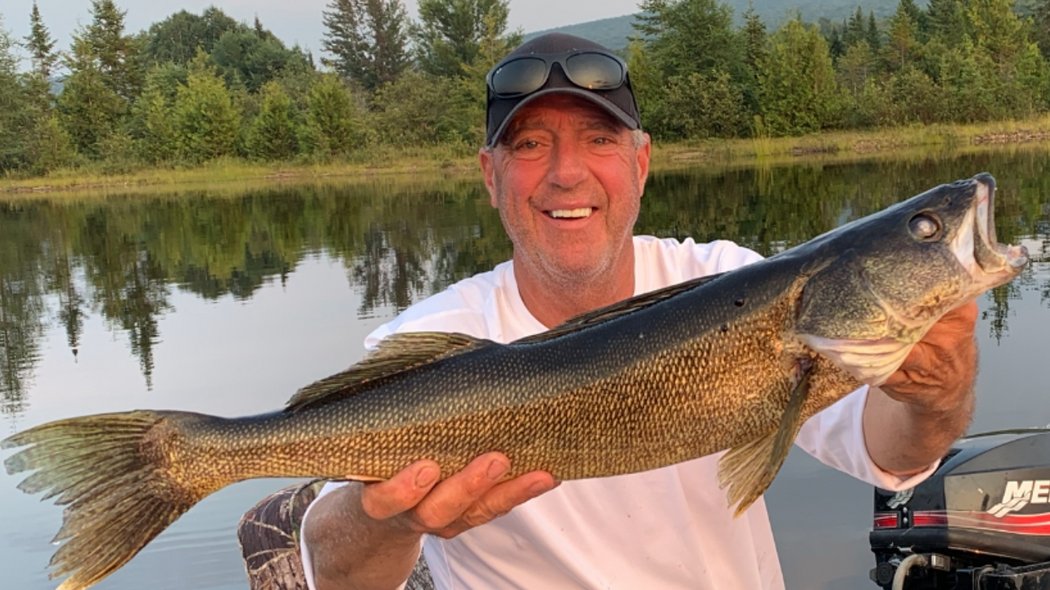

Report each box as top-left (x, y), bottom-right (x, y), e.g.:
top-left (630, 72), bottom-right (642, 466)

top-left (870, 429), bottom-right (1050, 589)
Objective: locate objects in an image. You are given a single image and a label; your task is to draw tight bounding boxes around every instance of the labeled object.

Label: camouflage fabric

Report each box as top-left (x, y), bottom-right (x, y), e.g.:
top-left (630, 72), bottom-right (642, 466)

top-left (237, 480), bottom-right (434, 589)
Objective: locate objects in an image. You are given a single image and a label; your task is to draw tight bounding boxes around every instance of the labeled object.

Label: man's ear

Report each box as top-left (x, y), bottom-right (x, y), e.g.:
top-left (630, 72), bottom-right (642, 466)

top-left (479, 147), bottom-right (499, 208)
top-left (636, 132), bottom-right (652, 195)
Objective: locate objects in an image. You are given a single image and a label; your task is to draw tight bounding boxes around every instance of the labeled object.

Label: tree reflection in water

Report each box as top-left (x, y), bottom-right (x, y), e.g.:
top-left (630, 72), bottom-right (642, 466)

top-left (1, 150), bottom-right (1048, 411)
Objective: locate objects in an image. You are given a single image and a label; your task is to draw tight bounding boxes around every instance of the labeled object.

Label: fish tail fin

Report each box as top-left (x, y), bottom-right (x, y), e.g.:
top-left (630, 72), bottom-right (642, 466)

top-left (3, 410), bottom-right (218, 590)
top-left (719, 361), bottom-right (813, 516)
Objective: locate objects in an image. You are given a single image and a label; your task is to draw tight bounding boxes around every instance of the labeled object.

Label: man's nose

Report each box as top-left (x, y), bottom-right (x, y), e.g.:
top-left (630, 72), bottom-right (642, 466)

top-left (547, 139), bottom-right (587, 189)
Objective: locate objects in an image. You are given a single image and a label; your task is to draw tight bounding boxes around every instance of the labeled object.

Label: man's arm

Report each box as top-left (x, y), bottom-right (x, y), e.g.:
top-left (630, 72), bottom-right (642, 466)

top-left (862, 301), bottom-right (979, 476)
top-left (303, 453), bottom-right (556, 590)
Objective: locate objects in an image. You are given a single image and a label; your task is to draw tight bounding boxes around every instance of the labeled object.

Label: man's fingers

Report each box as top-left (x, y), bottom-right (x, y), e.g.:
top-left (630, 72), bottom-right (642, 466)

top-left (923, 301), bottom-right (978, 342)
top-left (355, 454), bottom-right (557, 539)
top-left (409, 452), bottom-right (511, 531)
top-left (453, 471), bottom-right (557, 531)
top-left (947, 300), bottom-right (979, 325)
top-left (359, 459), bottom-right (442, 520)
top-left (881, 300), bottom-right (979, 407)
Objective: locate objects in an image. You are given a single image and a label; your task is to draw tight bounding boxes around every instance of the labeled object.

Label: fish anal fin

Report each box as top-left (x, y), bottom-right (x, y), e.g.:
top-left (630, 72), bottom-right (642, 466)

top-left (340, 473), bottom-right (384, 483)
top-left (719, 358), bottom-right (813, 515)
top-left (285, 332), bottom-right (488, 412)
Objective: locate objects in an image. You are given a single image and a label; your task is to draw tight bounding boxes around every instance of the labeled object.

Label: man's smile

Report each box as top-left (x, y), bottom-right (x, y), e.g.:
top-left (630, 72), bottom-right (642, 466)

top-left (546, 207), bottom-right (596, 219)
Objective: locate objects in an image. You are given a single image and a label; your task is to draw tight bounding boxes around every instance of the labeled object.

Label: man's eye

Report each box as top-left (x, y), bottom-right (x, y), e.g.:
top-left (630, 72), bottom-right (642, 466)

top-left (515, 139), bottom-right (540, 150)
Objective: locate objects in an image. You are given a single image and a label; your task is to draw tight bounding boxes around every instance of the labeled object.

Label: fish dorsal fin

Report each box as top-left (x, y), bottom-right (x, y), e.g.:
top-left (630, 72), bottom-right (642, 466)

top-left (285, 332), bottom-right (487, 412)
top-left (516, 272), bottom-right (726, 345)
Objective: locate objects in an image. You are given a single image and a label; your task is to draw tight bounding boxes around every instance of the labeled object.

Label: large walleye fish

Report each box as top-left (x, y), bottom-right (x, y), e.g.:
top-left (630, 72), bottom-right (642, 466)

top-left (4, 173), bottom-right (1029, 589)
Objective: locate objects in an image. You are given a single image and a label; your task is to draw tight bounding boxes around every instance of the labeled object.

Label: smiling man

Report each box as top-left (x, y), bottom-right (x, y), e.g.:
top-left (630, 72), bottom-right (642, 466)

top-left (480, 90), bottom-right (647, 328)
top-left (237, 33), bottom-right (980, 590)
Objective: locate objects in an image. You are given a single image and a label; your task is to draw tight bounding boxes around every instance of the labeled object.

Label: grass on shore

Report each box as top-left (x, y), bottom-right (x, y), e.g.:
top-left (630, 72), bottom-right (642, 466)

top-left (653, 115), bottom-right (1050, 171)
top-left (4, 115), bottom-right (1050, 197)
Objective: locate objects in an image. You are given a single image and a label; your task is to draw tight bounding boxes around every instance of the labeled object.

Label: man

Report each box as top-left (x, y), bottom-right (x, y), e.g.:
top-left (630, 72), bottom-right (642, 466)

top-left (242, 32), bottom-right (977, 590)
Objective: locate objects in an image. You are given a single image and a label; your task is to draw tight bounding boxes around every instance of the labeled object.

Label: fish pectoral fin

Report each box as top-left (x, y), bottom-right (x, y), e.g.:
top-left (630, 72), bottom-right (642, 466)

top-left (515, 272), bottom-right (726, 344)
top-left (286, 332), bottom-right (490, 411)
top-left (718, 359), bottom-right (812, 516)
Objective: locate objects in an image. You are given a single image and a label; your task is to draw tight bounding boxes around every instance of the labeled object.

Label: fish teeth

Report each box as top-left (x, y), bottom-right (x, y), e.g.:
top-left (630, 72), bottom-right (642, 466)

top-left (549, 208), bottom-right (592, 219)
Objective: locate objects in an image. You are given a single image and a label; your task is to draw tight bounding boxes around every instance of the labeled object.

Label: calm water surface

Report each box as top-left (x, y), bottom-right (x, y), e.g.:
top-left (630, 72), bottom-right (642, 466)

top-left (3, 151), bottom-right (1050, 589)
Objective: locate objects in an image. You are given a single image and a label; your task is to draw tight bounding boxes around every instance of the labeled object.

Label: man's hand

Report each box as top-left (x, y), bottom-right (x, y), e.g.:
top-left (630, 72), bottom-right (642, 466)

top-left (305, 453), bottom-right (556, 590)
top-left (880, 300), bottom-right (978, 412)
top-left (359, 453), bottom-right (556, 538)
top-left (864, 301), bottom-right (979, 476)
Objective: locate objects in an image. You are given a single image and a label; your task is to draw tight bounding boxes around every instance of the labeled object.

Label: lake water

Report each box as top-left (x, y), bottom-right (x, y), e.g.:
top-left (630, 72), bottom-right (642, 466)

top-left (2, 150), bottom-right (1050, 589)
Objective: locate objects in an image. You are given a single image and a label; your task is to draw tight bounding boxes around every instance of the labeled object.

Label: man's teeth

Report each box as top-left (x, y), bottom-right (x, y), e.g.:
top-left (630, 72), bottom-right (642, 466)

top-left (549, 208), bottom-right (592, 219)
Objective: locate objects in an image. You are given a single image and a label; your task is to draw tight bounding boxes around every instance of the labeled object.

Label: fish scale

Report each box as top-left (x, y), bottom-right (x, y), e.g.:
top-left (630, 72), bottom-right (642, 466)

top-left (3, 173), bottom-right (1029, 590)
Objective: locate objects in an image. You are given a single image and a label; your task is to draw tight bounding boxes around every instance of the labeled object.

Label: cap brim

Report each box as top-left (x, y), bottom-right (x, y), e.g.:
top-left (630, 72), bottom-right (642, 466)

top-left (486, 87), bottom-right (640, 148)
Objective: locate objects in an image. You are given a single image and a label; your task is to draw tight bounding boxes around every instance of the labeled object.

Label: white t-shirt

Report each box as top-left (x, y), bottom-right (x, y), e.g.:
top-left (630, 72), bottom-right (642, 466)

top-left (302, 236), bottom-right (934, 590)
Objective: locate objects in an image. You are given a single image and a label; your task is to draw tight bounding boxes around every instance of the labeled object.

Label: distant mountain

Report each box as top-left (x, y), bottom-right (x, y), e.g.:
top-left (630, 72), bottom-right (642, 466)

top-left (525, 0), bottom-right (908, 53)
top-left (524, 15), bottom-right (638, 52)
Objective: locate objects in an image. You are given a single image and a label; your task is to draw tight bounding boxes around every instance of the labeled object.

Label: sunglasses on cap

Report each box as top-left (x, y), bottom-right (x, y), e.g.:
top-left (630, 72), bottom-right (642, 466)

top-left (486, 50), bottom-right (628, 98)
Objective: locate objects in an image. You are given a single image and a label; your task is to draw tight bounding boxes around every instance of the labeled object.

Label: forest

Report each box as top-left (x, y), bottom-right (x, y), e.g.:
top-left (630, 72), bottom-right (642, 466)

top-left (2, 0), bottom-right (1050, 177)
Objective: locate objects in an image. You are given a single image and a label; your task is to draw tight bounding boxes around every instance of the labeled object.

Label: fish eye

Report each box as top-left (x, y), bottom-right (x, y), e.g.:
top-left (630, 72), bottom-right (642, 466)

top-left (908, 213), bottom-right (941, 240)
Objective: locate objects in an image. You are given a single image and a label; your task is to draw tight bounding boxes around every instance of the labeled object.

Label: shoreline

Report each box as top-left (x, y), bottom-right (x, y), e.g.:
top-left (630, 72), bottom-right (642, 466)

top-left (4, 116), bottom-right (1050, 197)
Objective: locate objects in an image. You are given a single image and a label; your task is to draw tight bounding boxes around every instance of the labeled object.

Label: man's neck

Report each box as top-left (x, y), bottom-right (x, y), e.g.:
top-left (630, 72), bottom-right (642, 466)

top-left (513, 250), bottom-right (635, 329)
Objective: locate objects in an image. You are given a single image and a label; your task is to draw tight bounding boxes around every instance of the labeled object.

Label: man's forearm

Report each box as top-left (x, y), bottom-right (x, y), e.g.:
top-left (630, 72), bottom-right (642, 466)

top-left (862, 384), bottom-right (975, 476)
top-left (863, 302), bottom-right (979, 476)
top-left (304, 484), bottom-right (421, 590)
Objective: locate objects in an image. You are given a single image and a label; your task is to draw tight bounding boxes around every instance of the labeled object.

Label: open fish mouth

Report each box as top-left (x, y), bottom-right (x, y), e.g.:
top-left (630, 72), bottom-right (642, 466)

top-left (959, 176), bottom-right (1028, 284)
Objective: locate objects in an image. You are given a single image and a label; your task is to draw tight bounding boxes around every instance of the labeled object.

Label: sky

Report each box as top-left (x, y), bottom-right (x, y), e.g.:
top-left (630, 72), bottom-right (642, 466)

top-left (4, 0), bottom-right (642, 62)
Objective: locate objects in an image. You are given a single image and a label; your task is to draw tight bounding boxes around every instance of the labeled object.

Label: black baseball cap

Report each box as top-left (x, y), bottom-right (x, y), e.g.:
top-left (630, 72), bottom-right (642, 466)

top-left (485, 33), bottom-right (641, 147)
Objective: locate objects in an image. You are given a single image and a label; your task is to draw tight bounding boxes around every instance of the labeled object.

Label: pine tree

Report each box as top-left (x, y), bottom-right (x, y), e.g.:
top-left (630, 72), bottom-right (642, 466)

top-left (1034, 0), bottom-right (1050, 59)
top-left (298, 74), bottom-right (366, 158)
top-left (633, 0), bottom-right (742, 79)
top-left (22, 1), bottom-right (57, 119)
top-left (867, 11), bottom-right (882, 51)
top-left (77, 0), bottom-right (143, 101)
top-left (130, 64), bottom-right (185, 163)
top-left (844, 7), bottom-right (866, 47)
top-left (414, 0), bottom-right (520, 78)
top-left (884, 2), bottom-right (922, 71)
top-left (741, 4), bottom-right (767, 116)
top-left (322, 0), bottom-right (411, 91)
top-left (25, 1), bottom-right (57, 79)
top-left (757, 17), bottom-right (840, 135)
top-left (0, 18), bottom-right (31, 172)
top-left (926, 0), bottom-right (968, 46)
top-left (56, 0), bottom-right (145, 158)
top-left (247, 81), bottom-right (299, 160)
top-left (19, 4), bottom-right (73, 173)
top-left (967, 0), bottom-right (1029, 64)
top-left (58, 31), bottom-right (126, 158)
top-left (742, 4), bottom-right (768, 73)
top-left (899, 0), bottom-right (929, 39)
top-left (173, 55), bottom-right (241, 163)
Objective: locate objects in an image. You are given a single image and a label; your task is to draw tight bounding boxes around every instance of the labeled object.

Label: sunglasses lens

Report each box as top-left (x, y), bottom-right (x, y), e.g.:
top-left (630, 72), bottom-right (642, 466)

top-left (490, 57), bottom-right (548, 97)
top-left (564, 53), bottom-right (624, 90)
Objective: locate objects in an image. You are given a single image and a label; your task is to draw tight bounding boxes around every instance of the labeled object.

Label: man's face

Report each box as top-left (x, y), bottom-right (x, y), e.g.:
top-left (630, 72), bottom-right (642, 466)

top-left (479, 94), bottom-right (651, 288)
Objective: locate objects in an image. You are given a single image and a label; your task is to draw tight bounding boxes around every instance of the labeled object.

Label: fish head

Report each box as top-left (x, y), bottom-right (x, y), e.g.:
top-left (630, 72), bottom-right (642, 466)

top-left (795, 173), bottom-right (1028, 384)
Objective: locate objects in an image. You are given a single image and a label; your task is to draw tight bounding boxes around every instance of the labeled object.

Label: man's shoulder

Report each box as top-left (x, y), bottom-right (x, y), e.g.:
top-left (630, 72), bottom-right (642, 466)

top-left (633, 235), bottom-right (763, 284)
top-left (366, 261), bottom-right (513, 345)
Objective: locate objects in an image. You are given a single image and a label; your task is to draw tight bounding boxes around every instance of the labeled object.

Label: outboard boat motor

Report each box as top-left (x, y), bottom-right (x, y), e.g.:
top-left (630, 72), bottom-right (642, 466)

top-left (870, 429), bottom-right (1050, 590)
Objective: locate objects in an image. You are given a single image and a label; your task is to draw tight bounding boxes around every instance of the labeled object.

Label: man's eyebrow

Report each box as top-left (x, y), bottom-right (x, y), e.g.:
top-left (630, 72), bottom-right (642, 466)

top-left (580, 118), bottom-right (622, 132)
